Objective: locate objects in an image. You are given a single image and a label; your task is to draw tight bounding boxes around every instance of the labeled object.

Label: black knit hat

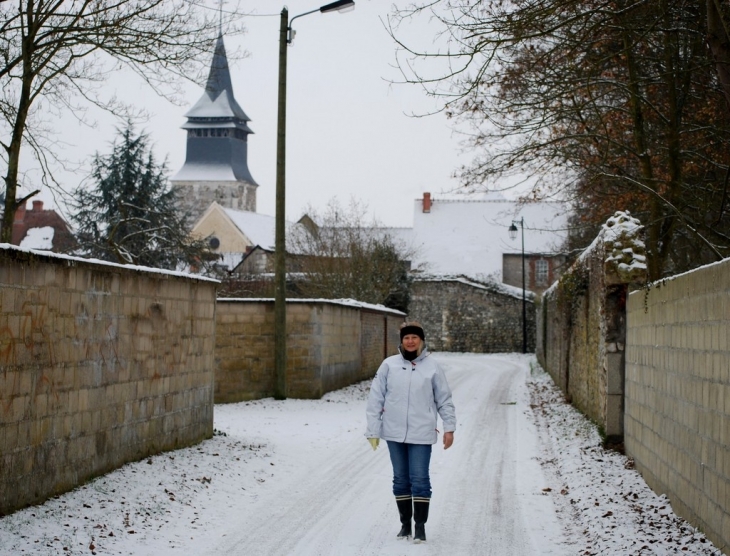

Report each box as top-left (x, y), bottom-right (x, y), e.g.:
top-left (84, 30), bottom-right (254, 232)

top-left (400, 323), bottom-right (425, 342)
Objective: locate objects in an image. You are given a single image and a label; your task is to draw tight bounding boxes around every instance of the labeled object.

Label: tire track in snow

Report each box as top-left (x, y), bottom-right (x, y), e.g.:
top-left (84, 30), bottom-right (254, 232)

top-left (432, 355), bottom-right (529, 554)
top-left (210, 355), bottom-right (568, 556)
top-left (210, 420), bottom-right (395, 555)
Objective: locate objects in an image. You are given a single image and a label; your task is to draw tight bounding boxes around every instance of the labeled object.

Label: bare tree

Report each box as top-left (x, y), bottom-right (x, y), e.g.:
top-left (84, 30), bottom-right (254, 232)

top-left (0, 0), bottom-right (246, 243)
top-left (388, 0), bottom-right (730, 279)
top-left (707, 0), bottom-right (730, 110)
top-left (288, 198), bottom-right (417, 312)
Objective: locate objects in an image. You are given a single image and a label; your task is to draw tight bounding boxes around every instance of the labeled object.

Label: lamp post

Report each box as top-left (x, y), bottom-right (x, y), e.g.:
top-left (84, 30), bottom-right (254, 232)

top-left (508, 217), bottom-right (527, 354)
top-left (274, 0), bottom-right (356, 400)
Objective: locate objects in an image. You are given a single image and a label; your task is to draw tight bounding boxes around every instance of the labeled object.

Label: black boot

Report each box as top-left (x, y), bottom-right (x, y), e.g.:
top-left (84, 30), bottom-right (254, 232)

top-left (395, 495), bottom-right (412, 539)
top-left (413, 497), bottom-right (430, 543)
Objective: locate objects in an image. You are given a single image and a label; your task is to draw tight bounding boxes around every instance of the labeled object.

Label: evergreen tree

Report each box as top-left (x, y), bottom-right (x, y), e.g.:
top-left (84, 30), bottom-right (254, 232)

top-left (70, 125), bottom-right (212, 270)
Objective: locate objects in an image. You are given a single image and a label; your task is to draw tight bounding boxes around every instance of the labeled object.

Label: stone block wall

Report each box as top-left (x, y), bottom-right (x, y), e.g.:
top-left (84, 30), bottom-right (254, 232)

top-left (360, 310), bottom-right (402, 378)
top-left (409, 276), bottom-right (535, 353)
top-left (0, 246), bottom-right (217, 515)
top-left (537, 212), bottom-right (646, 440)
top-left (625, 258), bottom-right (730, 551)
top-left (215, 299), bottom-right (404, 402)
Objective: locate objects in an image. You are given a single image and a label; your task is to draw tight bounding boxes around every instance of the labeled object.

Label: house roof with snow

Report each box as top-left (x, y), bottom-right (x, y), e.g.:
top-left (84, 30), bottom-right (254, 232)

top-left (11, 200), bottom-right (76, 253)
top-left (191, 202), bottom-right (303, 271)
top-left (377, 191), bottom-right (568, 279)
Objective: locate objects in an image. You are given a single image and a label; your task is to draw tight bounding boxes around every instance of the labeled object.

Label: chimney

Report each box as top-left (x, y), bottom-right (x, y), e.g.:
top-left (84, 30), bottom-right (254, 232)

top-left (422, 192), bottom-right (432, 213)
top-left (32, 200), bottom-right (43, 212)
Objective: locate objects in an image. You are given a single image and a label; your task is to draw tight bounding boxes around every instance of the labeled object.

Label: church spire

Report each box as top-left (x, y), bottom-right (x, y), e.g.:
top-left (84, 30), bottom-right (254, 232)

top-left (185, 35), bottom-right (251, 125)
top-left (171, 34), bottom-right (258, 221)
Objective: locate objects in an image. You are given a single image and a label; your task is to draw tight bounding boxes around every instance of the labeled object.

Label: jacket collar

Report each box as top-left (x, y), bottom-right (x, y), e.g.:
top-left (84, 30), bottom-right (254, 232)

top-left (398, 344), bottom-right (430, 363)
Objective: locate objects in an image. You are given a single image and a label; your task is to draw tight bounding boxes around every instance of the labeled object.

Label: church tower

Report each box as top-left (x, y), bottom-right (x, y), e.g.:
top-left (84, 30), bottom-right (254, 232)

top-left (171, 34), bottom-right (258, 222)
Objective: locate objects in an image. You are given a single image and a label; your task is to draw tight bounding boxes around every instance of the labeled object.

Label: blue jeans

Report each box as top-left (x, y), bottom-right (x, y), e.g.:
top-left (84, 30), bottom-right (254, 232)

top-left (386, 441), bottom-right (432, 499)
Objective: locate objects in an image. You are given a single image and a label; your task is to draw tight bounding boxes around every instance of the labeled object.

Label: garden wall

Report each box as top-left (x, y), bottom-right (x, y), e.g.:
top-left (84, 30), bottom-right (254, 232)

top-left (0, 245), bottom-right (217, 515)
top-left (214, 299), bottom-right (404, 401)
top-left (536, 212), bottom-right (646, 440)
top-left (625, 258), bottom-right (730, 551)
top-left (409, 276), bottom-right (534, 353)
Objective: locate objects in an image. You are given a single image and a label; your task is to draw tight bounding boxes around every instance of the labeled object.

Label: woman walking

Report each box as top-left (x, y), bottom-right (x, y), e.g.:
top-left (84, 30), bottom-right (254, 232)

top-left (365, 321), bottom-right (456, 544)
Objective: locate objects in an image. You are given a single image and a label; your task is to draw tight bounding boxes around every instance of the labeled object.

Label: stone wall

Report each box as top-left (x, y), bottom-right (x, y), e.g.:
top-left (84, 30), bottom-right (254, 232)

top-left (536, 212), bottom-right (646, 440)
top-left (409, 276), bottom-right (535, 353)
top-left (360, 309), bottom-right (401, 377)
top-left (215, 299), bottom-right (404, 401)
top-left (0, 246), bottom-right (217, 515)
top-left (625, 258), bottom-right (730, 552)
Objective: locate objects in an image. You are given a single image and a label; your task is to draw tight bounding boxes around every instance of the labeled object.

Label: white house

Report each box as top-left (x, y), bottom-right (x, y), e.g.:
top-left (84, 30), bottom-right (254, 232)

top-left (379, 191), bottom-right (569, 291)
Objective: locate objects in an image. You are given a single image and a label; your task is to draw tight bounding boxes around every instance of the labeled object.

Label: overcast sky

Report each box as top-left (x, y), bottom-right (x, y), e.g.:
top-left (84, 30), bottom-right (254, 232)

top-left (20, 0), bottom-right (490, 228)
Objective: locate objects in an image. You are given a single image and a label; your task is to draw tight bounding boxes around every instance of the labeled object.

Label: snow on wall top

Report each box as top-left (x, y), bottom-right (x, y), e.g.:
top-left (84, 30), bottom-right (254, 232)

top-left (0, 243), bottom-right (219, 283)
top-left (216, 297), bottom-right (406, 316)
top-left (543, 210), bottom-right (648, 299)
top-left (414, 273), bottom-right (535, 301)
top-left (602, 211), bottom-right (647, 283)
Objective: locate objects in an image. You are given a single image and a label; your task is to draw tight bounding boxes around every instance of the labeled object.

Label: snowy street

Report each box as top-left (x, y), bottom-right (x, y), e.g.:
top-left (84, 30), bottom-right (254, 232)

top-left (0, 354), bottom-right (722, 555)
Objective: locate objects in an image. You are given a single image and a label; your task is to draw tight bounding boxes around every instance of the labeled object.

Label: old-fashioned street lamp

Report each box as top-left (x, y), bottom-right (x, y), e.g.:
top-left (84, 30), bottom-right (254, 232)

top-left (508, 217), bottom-right (527, 354)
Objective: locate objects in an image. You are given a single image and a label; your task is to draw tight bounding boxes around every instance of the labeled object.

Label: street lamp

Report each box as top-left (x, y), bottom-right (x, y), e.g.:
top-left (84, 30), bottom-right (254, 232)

top-left (508, 217), bottom-right (527, 354)
top-left (274, 0), bottom-right (356, 400)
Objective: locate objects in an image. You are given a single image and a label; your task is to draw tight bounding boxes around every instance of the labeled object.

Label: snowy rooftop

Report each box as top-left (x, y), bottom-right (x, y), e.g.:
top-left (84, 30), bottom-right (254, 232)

top-left (171, 163), bottom-right (244, 183)
top-left (221, 208), bottom-right (286, 251)
top-left (377, 196), bottom-right (569, 279)
top-left (18, 226), bottom-right (54, 250)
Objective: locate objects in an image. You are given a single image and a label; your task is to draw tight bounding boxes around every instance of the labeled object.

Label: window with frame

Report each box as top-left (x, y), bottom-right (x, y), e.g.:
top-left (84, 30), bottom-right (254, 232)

top-left (535, 258), bottom-right (549, 286)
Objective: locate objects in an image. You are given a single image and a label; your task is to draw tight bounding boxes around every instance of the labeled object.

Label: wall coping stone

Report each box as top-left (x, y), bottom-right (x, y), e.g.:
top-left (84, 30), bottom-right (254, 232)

top-left (413, 273), bottom-right (535, 302)
top-left (0, 242), bottom-right (220, 284)
top-left (217, 297), bottom-right (406, 317)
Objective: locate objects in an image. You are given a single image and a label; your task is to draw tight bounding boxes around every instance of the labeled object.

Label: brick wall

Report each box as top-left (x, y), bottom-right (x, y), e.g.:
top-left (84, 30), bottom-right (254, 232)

top-left (409, 276), bottom-right (535, 353)
top-left (625, 258), bottom-right (730, 551)
top-left (215, 299), bottom-right (404, 402)
top-left (0, 246), bottom-right (217, 515)
top-left (502, 253), bottom-right (567, 296)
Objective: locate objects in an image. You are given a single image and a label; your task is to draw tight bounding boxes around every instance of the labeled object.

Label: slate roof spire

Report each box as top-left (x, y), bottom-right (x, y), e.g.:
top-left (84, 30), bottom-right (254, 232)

top-left (171, 33), bottom-right (258, 220)
top-left (185, 34), bottom-right (251, 128)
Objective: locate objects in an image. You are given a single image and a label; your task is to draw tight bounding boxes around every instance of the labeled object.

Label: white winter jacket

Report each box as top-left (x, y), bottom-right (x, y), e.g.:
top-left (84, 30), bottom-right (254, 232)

top-left (365, 348), bottom-right (456, 445)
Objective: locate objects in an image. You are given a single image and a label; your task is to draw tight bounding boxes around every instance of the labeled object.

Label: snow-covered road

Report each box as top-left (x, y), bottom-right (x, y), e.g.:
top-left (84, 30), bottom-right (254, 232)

top-left (211, 354), bottom-right (567, 556)
top-left (0, 353), bottom-right (722, 555)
